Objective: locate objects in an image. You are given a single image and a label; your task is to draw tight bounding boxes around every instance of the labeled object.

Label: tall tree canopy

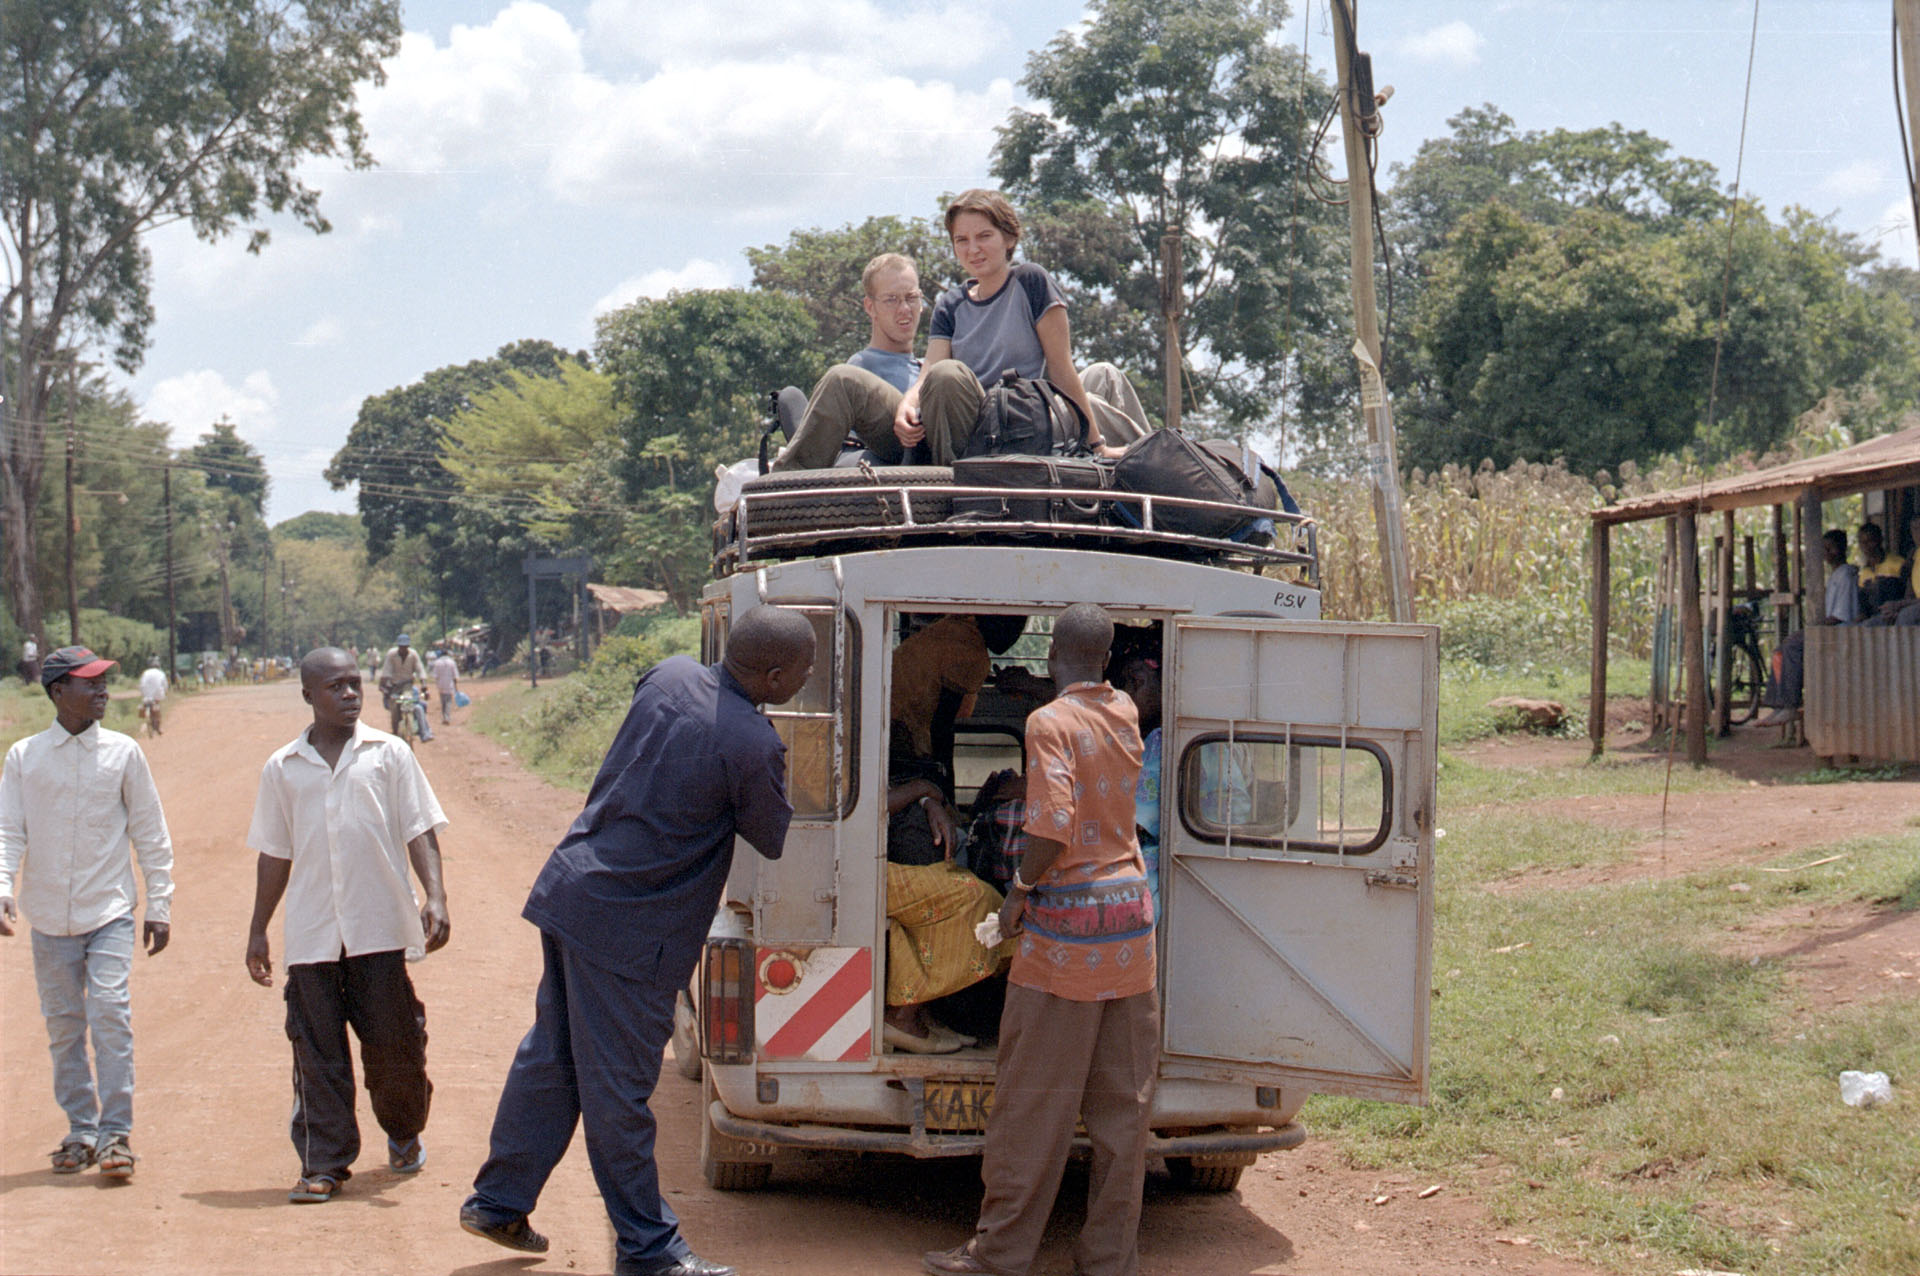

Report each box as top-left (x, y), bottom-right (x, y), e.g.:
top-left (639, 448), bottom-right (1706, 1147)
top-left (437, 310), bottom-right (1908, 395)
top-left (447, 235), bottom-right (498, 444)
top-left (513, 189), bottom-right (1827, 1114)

top-left (991, 0), bottom-right (1345, 433)
top-left (748, 215), bottom-right (951, 374)
top-left (1, 0), bottom-right (403, 641)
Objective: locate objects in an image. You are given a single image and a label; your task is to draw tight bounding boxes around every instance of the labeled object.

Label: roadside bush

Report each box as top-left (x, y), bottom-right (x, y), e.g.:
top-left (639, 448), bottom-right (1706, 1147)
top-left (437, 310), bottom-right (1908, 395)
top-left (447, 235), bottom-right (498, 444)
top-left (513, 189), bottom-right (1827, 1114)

top-left (42, 610), bottom-right (166, 667)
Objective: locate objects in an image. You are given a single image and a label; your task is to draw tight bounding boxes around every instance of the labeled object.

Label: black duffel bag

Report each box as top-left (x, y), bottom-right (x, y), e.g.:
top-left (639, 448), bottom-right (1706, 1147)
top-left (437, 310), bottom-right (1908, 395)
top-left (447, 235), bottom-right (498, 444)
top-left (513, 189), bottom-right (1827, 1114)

top-left (962, 370), bottom-right (1090, 459)
top-left (951, 454), bottom-right (1111, 525)
top-left (1110, 428), bottom-right (1266, 538)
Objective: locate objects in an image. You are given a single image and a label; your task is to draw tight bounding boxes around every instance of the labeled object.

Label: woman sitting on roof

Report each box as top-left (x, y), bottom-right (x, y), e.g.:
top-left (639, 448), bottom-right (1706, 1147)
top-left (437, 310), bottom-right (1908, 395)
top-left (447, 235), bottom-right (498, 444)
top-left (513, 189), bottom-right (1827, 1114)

top-left (899, 189), bottom-right (1148, 465)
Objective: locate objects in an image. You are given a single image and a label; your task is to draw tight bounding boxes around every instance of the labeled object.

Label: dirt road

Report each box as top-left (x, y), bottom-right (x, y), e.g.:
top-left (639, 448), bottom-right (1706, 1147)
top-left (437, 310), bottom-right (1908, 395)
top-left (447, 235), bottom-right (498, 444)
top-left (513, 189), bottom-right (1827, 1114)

top-left (1, 681), bottom-right (1601, 1276)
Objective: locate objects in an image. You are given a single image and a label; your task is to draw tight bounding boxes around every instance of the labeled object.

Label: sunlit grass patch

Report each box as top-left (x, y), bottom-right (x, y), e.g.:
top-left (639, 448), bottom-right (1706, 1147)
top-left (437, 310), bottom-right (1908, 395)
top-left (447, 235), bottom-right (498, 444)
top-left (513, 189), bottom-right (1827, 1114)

top-left (1308, 827), bottom-right (1920, 1275)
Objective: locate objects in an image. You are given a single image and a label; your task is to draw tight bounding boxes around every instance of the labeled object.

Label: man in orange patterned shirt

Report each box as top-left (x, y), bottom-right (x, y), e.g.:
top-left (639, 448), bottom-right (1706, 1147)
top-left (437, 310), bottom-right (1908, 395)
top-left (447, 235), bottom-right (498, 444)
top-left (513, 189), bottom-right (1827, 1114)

top-left (925, 603), bottom-right (1155, 1276)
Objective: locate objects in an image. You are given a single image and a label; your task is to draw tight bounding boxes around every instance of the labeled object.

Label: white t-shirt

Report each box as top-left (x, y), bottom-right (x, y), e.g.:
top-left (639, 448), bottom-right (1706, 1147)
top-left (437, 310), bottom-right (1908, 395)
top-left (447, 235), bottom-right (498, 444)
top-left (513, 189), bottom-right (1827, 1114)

top-left (139, 668), bottom-right (167, 701)
top-left (430, 655), bottom-right (459, 693)
top-left (246, 721), bottom-right (447, 966)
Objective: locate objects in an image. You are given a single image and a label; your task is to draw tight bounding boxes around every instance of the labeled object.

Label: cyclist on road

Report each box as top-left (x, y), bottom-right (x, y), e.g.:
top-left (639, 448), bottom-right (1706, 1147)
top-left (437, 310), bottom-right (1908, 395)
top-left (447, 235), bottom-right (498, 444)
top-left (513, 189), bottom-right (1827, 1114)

top-left (378, 636), bottom-right (433, 743)
top-left (138, 663), bottom-right (168, 737)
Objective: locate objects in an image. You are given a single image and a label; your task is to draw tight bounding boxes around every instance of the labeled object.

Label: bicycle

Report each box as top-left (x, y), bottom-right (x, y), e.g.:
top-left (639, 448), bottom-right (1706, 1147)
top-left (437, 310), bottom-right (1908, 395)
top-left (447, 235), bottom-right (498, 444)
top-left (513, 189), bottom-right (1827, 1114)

top-left (1706, 600), bottom-right (1769, 726)
top-left (388, 684), bottom-right (429, 747)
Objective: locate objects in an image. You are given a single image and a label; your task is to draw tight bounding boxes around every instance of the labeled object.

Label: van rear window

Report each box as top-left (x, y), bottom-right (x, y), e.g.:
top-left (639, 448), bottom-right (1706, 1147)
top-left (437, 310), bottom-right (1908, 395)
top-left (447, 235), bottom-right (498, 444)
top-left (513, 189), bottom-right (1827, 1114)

top-left (1177, 734), bottom-right (1391, 855)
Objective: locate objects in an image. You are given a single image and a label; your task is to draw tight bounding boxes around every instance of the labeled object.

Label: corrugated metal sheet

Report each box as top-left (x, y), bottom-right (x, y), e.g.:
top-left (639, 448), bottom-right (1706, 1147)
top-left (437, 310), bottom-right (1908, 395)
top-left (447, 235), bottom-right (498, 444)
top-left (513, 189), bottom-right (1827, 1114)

top-left (1806, 626), bottom-right (1920, 762)
top-left (1594, 425), bottom-right (1920, 525)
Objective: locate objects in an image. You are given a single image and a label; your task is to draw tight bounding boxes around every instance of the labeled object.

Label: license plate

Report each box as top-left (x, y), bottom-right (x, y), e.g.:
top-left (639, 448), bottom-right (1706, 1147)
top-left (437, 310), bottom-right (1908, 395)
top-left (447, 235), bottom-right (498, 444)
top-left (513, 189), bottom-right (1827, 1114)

top-left (923, 1081), bottom-right (994, 1130)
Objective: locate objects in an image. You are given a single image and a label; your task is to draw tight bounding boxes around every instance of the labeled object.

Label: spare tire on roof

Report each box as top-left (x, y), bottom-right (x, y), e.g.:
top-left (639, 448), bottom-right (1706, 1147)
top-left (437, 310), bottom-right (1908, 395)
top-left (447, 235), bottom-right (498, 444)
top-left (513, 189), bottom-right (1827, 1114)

top-left (735, 465), bottom-right (955, 536)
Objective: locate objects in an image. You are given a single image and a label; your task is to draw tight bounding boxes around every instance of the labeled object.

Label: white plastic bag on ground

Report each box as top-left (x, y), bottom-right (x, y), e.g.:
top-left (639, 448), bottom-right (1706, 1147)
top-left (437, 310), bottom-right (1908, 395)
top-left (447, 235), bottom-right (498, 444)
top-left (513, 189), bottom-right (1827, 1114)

top-left (1839, 1069), bottom-right (1892, 1107)
top-left (713, 459), bottom-right (758, 514)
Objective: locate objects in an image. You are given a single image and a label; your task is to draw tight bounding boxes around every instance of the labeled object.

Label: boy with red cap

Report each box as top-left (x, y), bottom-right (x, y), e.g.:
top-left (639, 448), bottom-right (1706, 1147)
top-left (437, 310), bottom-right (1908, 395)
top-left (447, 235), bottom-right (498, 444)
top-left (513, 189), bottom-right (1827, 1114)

top-left (0, 646), bottom-right (175, 1177)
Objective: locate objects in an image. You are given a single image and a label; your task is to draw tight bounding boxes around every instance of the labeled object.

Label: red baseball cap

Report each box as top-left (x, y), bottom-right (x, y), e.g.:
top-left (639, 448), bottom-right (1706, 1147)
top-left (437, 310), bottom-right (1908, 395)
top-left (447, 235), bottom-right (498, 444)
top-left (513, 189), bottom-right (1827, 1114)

top-left (41, 646), bottom-right (118, 686)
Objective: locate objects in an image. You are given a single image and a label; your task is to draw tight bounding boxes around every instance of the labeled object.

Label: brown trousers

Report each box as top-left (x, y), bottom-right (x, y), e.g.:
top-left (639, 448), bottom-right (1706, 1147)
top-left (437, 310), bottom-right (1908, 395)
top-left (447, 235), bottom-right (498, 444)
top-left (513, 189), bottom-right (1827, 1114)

top-left (971, 982), bottom-right (1159, 1276)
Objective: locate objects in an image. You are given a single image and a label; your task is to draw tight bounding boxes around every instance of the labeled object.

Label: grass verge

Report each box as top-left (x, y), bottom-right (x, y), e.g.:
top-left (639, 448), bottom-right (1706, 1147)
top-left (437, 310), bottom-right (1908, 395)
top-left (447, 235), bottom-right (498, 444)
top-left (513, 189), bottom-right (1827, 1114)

top-left (1308, 775), bottom-right (1920, 1274)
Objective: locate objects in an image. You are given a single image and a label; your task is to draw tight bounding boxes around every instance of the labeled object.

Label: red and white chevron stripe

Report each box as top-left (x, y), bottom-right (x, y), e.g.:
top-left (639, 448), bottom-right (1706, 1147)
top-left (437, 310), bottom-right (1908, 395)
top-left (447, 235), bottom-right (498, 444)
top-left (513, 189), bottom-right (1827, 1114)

top-left (755, 946), bottom-right (874, 1062)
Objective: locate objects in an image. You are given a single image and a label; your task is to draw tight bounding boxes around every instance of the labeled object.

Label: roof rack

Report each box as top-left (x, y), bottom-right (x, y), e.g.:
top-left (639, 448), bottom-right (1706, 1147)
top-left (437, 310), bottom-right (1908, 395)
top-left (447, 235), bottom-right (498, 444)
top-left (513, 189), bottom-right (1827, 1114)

top-left (712, 476), bottom-right (1319, 582)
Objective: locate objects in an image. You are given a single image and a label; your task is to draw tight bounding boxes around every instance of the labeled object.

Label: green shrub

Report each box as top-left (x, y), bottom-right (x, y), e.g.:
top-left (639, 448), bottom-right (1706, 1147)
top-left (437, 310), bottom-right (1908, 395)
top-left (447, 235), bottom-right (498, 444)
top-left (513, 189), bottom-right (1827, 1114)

top-left (43, 610), bottom-right (166, 668)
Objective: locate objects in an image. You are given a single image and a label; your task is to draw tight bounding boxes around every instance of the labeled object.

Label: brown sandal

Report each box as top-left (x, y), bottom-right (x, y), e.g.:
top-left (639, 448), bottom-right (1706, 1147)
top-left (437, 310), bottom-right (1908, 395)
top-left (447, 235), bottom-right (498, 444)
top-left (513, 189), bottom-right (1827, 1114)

top-left (95, 1137), bottom-right (136, 1178)
top-left (50, 1140), bottom-right (95, 1174)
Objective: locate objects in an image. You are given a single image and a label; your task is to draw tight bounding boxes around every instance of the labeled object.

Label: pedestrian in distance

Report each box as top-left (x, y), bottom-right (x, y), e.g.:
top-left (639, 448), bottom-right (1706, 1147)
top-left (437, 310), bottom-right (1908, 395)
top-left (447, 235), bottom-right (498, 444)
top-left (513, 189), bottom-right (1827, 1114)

top-left (138, 661), bottom-right (168, 736)
top-left (430, 647), bottom-right (460, 725)
top-left (244, 646), bottom-right (451, 1204)
top-left (378, 633), bottom-right (433, 741)
top-left (461, 605), bottom-right (817, 1276)
top-left (0, 646), bottom-right (175, 1178)
top-left (925, 603), bottom-right (1157, 1276)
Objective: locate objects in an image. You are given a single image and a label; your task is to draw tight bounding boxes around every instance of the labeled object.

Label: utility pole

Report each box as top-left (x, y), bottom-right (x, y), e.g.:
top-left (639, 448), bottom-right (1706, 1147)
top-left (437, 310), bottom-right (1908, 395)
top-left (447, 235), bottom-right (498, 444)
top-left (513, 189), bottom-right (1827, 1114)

top-left (1329, 0), bottom-right (1415, 622)
top-left (260, 543), bottom-right (272, 659)
top-left (163, 464), bottom-right (177, 683)
top-left (1899, 2), bottom-right (1920, 237)
top-left (1160, 231), bottom-right (1184, 432)
top-left (63, 366), bottom-right (79, 645)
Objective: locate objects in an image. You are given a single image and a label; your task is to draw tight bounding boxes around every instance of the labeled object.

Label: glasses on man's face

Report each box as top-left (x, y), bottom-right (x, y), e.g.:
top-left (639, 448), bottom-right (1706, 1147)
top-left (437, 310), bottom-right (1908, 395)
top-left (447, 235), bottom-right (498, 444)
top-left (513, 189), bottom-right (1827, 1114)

top-left (876, 293), bottom-right (924, 310)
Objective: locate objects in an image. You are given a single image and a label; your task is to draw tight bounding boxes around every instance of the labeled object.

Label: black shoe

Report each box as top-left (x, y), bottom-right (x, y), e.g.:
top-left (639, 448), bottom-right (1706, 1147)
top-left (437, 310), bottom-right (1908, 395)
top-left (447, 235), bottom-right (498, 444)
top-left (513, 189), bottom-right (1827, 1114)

top-left (615, 1257), bottom-right (737, 1276)
top-left (459, 1203), bottom-right (550, 1253)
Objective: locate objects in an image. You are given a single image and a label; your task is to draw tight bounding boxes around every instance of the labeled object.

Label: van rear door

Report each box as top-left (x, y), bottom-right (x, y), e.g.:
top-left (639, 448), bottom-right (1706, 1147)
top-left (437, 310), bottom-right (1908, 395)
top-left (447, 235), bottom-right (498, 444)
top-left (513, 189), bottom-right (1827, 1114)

top-left (1159, 616), bottom-right (1437, 1105)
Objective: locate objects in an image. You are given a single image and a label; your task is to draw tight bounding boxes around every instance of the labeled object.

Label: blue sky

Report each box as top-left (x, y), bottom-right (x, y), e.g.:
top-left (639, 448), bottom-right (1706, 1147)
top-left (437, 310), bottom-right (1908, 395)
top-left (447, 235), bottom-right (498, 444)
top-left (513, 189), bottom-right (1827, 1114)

top-left (123, 0), bottom-right (1917, 522)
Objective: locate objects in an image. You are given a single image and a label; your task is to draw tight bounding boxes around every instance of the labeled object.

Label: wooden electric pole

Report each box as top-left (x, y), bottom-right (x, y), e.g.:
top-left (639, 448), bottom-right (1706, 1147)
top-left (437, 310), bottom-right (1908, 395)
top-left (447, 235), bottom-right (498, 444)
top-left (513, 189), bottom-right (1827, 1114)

top-left (1329, 0), bottom-right (1416, 622)
top-left (1899, 1), bottom-right (1920, 236)
top-left (63, 367), bottom-right (79, 645)
top-left (164, 463), bottom-right (177, 682)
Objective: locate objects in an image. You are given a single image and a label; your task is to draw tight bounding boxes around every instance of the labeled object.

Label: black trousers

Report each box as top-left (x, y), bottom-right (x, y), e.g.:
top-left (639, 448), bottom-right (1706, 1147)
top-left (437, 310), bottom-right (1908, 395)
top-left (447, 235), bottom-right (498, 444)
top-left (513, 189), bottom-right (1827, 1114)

top-left (285, 949), bottom-right (431, 1180)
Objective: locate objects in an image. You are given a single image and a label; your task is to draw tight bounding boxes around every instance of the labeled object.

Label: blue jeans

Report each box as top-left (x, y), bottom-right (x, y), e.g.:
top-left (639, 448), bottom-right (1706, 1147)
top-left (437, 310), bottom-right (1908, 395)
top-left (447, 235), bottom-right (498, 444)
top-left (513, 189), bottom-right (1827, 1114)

top-left (31, 916), bottom-right (136, 1144)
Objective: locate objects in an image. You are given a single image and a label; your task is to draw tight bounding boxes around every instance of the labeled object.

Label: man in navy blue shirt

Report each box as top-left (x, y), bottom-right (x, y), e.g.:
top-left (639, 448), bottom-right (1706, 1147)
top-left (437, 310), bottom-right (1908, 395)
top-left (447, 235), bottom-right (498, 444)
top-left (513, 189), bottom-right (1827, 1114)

top-left (461, 606), bottom-right (816, 1276)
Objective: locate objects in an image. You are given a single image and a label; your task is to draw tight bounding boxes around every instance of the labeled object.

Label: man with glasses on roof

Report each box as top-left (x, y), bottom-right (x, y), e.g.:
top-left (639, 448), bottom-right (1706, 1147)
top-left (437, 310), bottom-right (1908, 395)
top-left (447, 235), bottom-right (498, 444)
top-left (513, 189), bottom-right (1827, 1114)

top-left (769, 253), bottom-right (929, 471)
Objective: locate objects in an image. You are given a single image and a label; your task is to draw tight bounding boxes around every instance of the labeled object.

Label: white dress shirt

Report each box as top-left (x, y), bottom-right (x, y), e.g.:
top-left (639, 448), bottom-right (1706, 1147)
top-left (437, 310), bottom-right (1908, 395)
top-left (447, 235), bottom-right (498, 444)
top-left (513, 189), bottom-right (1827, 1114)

top-left (0, 723), bottom-right (175, 935)
top-left (246, 720), bottom-right (447, 966)
top-left (430, 655), bottom-right (458, 694)
top-left (139, 667), bottom-right (168, 701)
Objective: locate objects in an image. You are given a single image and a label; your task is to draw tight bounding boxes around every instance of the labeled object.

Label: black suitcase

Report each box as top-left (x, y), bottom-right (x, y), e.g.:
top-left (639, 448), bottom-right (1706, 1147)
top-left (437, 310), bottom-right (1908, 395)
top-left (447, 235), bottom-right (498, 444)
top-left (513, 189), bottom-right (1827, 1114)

top-left (950, 454), bottom-right (1110, 525)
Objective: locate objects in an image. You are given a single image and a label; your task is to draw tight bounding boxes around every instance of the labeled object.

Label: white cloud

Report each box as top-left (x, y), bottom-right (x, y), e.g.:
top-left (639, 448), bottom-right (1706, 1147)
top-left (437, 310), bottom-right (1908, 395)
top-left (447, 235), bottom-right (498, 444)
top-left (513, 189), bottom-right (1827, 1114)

top-left (358, 3), bottom-right (1015, 214)
top-left (584, 0), bottom-right (997, 71)
top-left (293, 317), bottom-right (345, 348)
top-left (1869, 196), bottom-right (1917, 267)
top-left (592, 258), bottom-right (739, 316)
top-left (143, 370), bottom-right (280, 443)
top-left (1395, 20), bottom-right (1485, 70)
top-left (1822, 160), bottom-right (1886, 199)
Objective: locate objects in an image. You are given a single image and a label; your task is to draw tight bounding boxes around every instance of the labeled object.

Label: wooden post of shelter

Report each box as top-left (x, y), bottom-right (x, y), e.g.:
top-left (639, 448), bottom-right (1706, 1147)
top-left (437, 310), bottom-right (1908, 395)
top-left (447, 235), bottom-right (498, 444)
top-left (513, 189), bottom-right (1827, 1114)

top-left (1798, 487), bottom-right (1824, 630)
top-left (1588, 520), bottom-right (1610, 756)
top-left (1659, 517), bottom-right (1678, 728)
top-left (1772, 502), bottom-right (1791, 650)
top-left (1714, 510), bottom-right (1734, 736)
top-left (1678, 510), bottom-right (1708, 765)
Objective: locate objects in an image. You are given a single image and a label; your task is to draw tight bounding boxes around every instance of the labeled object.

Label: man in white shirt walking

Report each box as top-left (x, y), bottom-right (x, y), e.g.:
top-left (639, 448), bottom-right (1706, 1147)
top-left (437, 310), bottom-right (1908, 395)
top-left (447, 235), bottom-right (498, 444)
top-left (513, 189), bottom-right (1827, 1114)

top-left (0, 646), bottom-right (175, 1178)
top-left (245, 646), bottom-right (451, 1204)
top-left (429, 649), bottom-right (460, 725)
top-left (138, 662), bottom-right (168, 736)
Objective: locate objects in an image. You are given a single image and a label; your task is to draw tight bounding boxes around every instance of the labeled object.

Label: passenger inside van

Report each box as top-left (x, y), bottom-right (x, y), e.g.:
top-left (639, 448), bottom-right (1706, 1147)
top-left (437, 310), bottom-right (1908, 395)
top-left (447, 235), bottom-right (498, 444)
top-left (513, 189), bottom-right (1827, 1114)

top-left (891, 613), bottom-right (1028, 789)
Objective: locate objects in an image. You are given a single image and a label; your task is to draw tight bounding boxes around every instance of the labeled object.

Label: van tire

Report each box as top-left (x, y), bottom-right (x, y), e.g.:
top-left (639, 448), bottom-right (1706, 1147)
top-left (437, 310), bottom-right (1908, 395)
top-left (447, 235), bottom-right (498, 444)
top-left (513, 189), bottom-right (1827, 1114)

top-left (736, 466), bottom-right (955, 536)
top-left (671, 988), bottom-right (703, 1082)
top-left (701, 1072), bottom-right (773, 1191)
top-left (1166, 1159), bottom-right (1244, 1192)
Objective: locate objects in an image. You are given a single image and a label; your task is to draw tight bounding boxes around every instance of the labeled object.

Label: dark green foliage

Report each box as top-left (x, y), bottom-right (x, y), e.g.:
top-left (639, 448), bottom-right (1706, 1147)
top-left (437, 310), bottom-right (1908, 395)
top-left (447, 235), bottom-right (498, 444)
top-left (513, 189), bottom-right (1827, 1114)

top-left (747, 215), bottom-right (950, 370)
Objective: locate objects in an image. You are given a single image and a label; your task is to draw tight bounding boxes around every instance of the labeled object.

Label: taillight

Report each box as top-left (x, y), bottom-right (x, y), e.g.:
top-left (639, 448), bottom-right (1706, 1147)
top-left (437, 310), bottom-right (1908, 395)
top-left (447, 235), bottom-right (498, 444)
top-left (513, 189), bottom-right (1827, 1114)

top-left (701, 938), bottom-right (755, 1064)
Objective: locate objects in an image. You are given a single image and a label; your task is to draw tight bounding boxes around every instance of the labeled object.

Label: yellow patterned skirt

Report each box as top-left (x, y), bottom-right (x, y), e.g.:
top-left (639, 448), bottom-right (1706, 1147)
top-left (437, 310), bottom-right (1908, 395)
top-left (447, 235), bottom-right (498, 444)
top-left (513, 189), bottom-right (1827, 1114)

top-left (885, 860), bottom-right (1013, 1006)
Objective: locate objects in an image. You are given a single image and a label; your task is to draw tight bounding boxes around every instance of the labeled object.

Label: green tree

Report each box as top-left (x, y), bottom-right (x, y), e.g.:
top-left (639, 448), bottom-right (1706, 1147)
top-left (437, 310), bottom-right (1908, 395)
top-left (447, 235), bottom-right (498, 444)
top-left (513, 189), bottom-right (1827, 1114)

top-left (187, 420), bottom-right (269, 516)
top-left (991, 0), bottom-right (1347, 435)
top-left (595, 290), bottom-right (813, 608)
top-left (747, 214), bottom-right (951, 373)
top-left (441, 361), bottom-right (622, 547)
top-left (1, 0), bottom-right (403, 642)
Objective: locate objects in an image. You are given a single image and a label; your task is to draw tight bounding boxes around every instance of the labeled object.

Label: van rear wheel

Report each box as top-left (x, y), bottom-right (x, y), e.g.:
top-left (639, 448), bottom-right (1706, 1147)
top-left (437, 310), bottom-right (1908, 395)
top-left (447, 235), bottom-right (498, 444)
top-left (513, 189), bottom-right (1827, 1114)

top-left (700, 1072), bottom-right (773, 1191)
top-left (1165, 1158), bottom-right (1244, 1192)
